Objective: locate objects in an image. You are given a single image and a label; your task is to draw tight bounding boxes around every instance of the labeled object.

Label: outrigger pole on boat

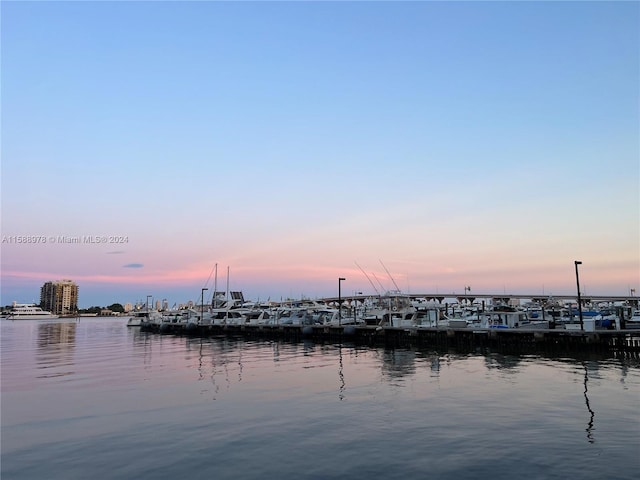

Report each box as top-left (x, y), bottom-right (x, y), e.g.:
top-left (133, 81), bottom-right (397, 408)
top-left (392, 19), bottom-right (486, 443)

top-left (355, 261), bottom-right (381, 297)
top-left (372, 272), bottom-right (387, 294)
top-left (379, 259), bottom-right (401, 293)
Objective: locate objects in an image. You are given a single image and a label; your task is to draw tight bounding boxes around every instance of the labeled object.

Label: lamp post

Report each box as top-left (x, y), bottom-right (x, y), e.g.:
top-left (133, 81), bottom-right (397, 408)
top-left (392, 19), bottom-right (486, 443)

top-left (574, 261), bottom-right (584, 330)
top-left (338, 278), bottom-right (346, 326)
top-left (201, 288), bottom-right (208, 325)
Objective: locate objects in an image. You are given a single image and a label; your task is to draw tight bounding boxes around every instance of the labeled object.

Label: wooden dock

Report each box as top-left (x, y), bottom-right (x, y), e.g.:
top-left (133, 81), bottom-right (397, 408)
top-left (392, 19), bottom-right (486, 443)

top-left (140, 322), bottom-right (640, 358)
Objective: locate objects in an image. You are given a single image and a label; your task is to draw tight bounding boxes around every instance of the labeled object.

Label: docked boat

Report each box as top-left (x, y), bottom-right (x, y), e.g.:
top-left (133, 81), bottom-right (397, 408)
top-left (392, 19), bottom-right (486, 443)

top-left (127, 309), bottom-right (162, 326)
top-left (471, 308), bottom-right (548, 329)
top-left (5, 303), bottom-right (59, 320)
top-left (360, 291), bottom-right (418, 326)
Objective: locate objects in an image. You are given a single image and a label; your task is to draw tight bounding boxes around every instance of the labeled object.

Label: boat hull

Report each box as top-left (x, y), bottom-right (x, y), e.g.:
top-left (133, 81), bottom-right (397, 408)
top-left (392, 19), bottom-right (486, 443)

top-left (6, 314), bottom-right (59, 320)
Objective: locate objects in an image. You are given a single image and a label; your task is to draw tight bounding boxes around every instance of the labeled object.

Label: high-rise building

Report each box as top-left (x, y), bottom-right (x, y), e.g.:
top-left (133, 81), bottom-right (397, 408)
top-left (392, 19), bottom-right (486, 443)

top-left (40, 279), bottom-right (79, 315)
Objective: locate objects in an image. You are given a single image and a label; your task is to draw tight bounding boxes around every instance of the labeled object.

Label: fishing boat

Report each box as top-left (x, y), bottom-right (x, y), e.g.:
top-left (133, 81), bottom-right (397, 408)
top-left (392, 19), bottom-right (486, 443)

top-left (127, 309), bottom-right (162, 326)
top-left (6, 303), bottom-right (59, 320)
top-left (474, 308), bottom-right (549, 329)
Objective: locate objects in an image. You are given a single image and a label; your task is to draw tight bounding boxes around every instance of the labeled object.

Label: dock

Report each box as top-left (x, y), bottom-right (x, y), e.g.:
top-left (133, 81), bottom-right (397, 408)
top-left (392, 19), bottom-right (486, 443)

top-left (140, 322), bottom-right (640, 358)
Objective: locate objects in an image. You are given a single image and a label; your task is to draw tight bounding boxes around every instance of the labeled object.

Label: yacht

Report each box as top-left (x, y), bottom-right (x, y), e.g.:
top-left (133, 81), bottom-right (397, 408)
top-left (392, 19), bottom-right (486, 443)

top-left (6, 303), bottom-right (59, 320)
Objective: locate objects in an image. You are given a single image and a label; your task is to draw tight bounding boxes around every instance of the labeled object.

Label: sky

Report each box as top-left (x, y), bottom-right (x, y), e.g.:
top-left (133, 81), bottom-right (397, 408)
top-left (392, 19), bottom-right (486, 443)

top-left (1, 1), bottom-right (638, 308)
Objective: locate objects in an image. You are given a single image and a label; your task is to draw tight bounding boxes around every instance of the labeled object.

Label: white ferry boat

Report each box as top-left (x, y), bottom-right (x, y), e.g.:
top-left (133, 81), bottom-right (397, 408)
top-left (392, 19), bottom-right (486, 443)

top-left (6, 303), bottom-right (59, 320)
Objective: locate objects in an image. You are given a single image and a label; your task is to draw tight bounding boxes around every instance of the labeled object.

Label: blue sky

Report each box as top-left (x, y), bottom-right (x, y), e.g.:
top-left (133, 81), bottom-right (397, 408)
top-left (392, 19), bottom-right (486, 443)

top-left (1, 1), bottom-right (638, 307)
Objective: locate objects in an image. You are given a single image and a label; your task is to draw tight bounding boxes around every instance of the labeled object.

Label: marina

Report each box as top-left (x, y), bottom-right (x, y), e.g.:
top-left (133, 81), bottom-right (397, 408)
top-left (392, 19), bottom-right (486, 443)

top-left (127, 287), bottom-right (640, 326)
top-left (128, 288), bottom-right (640, 356)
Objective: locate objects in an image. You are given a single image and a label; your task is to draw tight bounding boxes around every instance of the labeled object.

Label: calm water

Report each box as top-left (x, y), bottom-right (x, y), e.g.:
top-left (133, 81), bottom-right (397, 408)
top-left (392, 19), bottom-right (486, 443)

top-left (2, 318), bottom-right (639, 480)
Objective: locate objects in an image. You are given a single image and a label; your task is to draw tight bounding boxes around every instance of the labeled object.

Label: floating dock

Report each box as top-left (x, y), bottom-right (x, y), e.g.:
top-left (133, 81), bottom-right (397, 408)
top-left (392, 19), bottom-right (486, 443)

top-left (140, 322), bottom-right (640, 358)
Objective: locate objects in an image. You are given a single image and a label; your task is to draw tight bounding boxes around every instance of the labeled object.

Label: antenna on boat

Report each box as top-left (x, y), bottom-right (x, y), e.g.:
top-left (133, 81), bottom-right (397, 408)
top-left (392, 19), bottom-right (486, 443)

top-left (355, 261), bottom-right (380, 296)
top-left (379, 259), bottom-right (401, 293)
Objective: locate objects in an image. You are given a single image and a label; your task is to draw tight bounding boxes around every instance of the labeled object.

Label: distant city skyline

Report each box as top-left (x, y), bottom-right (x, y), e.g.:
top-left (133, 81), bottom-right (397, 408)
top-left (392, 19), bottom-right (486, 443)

top-left (2, 1), bottom-right (638, 307)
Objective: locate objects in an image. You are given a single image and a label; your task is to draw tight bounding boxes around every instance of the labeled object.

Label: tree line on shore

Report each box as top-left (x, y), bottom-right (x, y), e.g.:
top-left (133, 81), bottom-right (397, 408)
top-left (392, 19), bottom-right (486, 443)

top-left (77, 303), bottom-right (125, 314)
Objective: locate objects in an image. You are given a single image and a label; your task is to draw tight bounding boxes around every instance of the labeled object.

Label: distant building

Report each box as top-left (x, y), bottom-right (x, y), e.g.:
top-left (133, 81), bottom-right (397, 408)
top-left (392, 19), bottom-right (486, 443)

top-left (40, 279), bottom-right (79, 315)
top-left (124, 302), bottom-right (133, 313)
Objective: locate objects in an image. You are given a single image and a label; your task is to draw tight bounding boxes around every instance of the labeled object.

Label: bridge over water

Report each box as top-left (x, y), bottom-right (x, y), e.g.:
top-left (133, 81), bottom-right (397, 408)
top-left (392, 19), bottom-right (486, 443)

top-left (321, 292), bottom-right (639, 306)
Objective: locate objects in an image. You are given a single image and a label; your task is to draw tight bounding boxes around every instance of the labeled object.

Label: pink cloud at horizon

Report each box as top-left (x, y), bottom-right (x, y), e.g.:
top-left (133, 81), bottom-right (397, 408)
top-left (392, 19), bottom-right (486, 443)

top-left (2, 255), bottom-right (637, 304)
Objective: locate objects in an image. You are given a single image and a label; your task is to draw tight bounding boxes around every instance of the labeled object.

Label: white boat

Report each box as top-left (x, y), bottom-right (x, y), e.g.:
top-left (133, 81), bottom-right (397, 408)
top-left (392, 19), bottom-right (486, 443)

top-left (127, 314), bottom-right (144, 327)
top-left (127, 309), bottom-right (162, 326)
top-left (473, 309), bottom-right (549, 329)
top-left (6, 303), bottom-right (58, 320)
top-left (360, 291), bottom-right (418, 326)
top-left (629, 309), bottom-right (640, 323)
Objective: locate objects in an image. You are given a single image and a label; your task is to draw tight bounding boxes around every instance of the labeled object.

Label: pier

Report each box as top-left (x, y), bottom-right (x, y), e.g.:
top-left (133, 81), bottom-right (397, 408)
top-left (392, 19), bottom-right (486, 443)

top-left (140, 322), bottom-right (640, 358)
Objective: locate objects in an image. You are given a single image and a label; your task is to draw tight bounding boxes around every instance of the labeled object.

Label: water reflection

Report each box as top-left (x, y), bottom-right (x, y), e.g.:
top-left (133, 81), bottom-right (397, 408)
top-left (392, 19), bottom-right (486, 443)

top-left (381, 349), bottom-right (416, 379)
top-left (130, 327), bottom-right (156, 368)
top-left (336, 346), bottom-right (344, 400)
top-left (431, 356), bottom-right (441, 376)
top-left (125, 331), bottom-right (632, 446)
top-left (37, 321), bottom-right (76, 347)
top-left (36, 321), bottom-right (76, 378)
top-left (175, 338), bottom-right (356, 401)
top-left (483, 353), bottom-right (523, 372)
top-left (583, 363), bottom-right (595, 444)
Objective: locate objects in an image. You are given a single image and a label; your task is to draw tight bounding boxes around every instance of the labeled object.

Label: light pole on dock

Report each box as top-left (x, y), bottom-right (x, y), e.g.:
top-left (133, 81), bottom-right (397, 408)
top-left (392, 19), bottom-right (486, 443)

top-left (338, 278), bottom-right (346, 326)
top-left (574, 261), bottom-right (584, 330)
top-left (201, 288), bottom-right (208, 325)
